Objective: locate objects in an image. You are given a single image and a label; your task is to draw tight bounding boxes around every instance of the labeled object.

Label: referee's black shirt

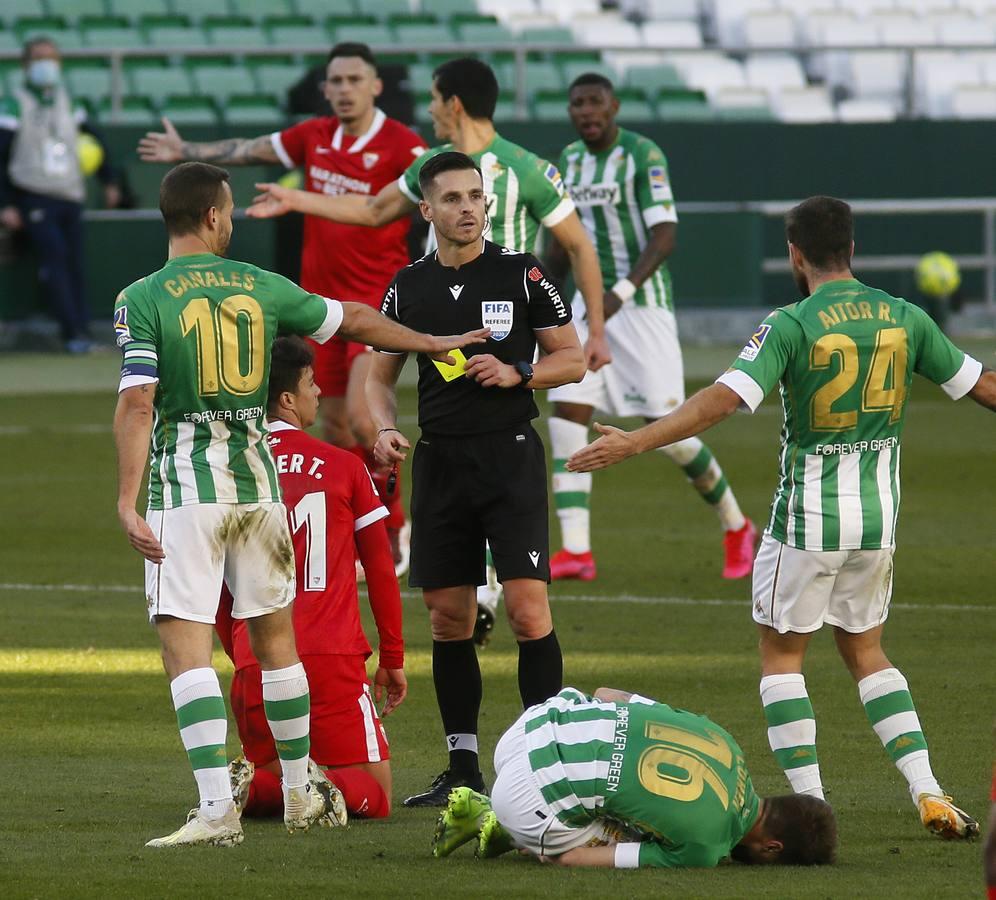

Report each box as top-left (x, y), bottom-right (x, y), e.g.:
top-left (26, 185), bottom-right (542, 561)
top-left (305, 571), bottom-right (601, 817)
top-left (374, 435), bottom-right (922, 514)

top-left (378, 240), bottom-right (572, 436)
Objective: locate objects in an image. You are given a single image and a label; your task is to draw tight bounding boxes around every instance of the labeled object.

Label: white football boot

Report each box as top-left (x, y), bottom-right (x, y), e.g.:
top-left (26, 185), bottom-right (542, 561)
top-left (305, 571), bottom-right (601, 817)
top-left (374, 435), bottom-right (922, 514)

top-left (145, 806), bottom-right (243, 848)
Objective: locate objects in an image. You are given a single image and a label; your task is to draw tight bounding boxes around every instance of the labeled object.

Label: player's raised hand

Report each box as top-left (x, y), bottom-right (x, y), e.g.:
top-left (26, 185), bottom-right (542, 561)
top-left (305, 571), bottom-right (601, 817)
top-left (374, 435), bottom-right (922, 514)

top-left (373, 666), bottom-right (408, 717)
top-left (247, 182), bottom-right (296, 219)
top-left (566, 422), bottom-right (637, 472)
top-left (425, 327), bottom-right (491, 365)
top-left (464, 353), bottom-right (522, 388)
top-left (584, 332), bottom-right (612, 372)
top-left (374, 427), bottom-right (410, 467)
top-left (137, 117), bottom-right (184, 163)
top-left (118, 507), bottom-right (166, 564)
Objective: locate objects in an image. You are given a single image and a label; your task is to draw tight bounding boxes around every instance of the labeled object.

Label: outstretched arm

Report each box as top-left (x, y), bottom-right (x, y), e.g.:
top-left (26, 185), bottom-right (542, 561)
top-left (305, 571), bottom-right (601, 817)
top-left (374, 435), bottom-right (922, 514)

top-left (968, 368), bottom-right (996, 410)
top-left (338, 302), bottom-right (489, 358)
top-left (567, 382), bottom-right (742, 472)
top-left (137, 118), bottom-right (279, 165)
top-left (248, 179), bottom-right (416, 226)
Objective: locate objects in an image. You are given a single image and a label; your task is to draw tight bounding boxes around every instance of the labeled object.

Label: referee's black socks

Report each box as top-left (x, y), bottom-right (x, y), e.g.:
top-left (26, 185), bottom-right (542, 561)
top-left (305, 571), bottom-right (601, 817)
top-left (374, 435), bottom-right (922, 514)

top-left (432, 638), bottom-right (483, 776)
top-left (517, 629), bottom-right (563, 709)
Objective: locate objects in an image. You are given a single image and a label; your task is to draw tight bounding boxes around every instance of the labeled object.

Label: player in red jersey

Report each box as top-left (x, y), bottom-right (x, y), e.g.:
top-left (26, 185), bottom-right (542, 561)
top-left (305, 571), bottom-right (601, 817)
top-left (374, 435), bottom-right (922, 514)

top-left (215, 336), bottom-right (407, 820)
top-left (138, 42), bottom-right (424, 572)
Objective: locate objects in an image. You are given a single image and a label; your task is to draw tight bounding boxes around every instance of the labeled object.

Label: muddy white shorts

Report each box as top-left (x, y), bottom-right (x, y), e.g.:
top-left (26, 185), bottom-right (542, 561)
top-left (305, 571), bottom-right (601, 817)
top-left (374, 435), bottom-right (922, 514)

top-left (751, 533), bottom-right (895, 634)
top-left (144, 502), bottom-right (295, 624)
top-left (548, 293), bottom-right (686, 418)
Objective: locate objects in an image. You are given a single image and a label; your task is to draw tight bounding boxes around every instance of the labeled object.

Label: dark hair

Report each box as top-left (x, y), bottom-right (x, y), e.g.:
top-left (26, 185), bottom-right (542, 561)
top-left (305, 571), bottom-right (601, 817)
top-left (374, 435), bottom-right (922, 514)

top-left (432, 57), bottom-right (498, 120)
top-left (268, 336), bottom-right (314, 414)
top-left (785, 196), bottom-right (854, 271)
top-left (763, 795), bottom-right (838, 866)
top-left (159, 162), bottom-right (230, 237)
top-left (418, 150), bottom-right (482, 196)
top-left (570, 72), bottom-right (615, 93)
top-left (22, 36), bottom-right (58, 62)
top-left (328, 41), bottom-right (377, 71)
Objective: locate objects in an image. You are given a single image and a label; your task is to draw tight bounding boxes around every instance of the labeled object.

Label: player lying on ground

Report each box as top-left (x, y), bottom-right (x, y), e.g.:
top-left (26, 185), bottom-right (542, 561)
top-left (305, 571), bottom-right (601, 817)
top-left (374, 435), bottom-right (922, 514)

top-left (545, 73), bottom-right (756, 585)
top-left (113, 162), bottom-right (489, 848)
top-left (569, 196), bottom-right (996, 840)
top-left (214, 336), bottom-right (405, 821)
top-left (433, 687), bottom-right (837, 868)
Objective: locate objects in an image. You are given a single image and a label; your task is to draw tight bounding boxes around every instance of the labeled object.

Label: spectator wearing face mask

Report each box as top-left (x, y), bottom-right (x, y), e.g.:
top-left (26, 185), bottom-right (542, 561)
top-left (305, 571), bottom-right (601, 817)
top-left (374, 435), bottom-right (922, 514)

top-left (0, 36), bottom-right (123, 353)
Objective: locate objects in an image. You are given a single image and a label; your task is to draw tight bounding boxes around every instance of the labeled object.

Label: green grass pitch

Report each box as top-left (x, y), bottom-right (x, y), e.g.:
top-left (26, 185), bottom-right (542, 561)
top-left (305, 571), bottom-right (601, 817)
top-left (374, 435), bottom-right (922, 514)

top-left (1, 347), bottom-right (992, 898)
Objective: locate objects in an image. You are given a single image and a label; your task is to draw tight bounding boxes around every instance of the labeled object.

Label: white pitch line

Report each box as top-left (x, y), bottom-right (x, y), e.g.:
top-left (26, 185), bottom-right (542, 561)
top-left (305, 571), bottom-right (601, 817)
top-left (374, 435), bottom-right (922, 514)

top-left (0, 582), bottom-right (990, 613)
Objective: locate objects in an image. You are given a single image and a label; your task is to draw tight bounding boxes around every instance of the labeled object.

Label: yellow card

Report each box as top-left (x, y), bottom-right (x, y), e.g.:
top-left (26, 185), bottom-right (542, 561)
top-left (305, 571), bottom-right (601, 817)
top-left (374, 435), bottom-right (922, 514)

top-left (432, 348), bottom-right (468, 382)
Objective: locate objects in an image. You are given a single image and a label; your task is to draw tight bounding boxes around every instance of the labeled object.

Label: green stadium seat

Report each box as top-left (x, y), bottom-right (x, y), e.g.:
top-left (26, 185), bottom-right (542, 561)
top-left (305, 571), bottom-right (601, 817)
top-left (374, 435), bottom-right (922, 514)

top-left (519, 25), bottom-right (574, 45)
top-left (523, 61), bottom-right (564, 95)
top-left (14, 15), bottom-right (66, 37)
top-left (0, 30), bottom-right (20, 53)
top-left (130, 65), bottom-right (193, 101)
top-left (206, 24), bottom-right (269, 48)
top-left (328, 23), bottom-right (392, 47)
top-left (532, 90), bottom-right (569, 122)
top-left (171, 0), bottom-right (231, 23)
top-left (296, 0), bottom-right (357, 20)
top-left (268, 23), bottom-right (329, 48)
top-left (492, 95), bottom-right (520, 122)
top-left (67, 65), bottom-right (113, 103)
top-left (191, 63), bottom-right (254, 101)
top-left (560, 61), bottom-right (616, 90)
top-left (223, 94), bottom-right (285, 127)
top-left (716, 105), bottom-right (773, 121)
top-left (250, 62), bottom-right (305, 97)
top-left (2, 1), bottom-right (46, 28)
top-left (366, 0), bottom-right (411, 21)
top-left (82, 26), bottom-right (147, 49)
top-left (97, 95), bottom-right (158, 126)
top-left (655, 93), bottom-right (714, 121)
top-left (57, 0), bottom-right (110, 24)
top-left (394, 23), bottom-right (454, 47)
top-left (230, 0), bottom-right (293, 21)
top-left (625, 64), bottom-right (684, 95)
top-left (146, 26), bottom-right (210, 48)
top-left (18, 26), bottom-right (83, 49)
top-left (413, 90), bottom-right (432, 122)
top-left (108, 0), bottom-right (171, 21)
top-left (457, 22), bottom-right (514, 44)
top-left (406, 62), bottom-right (435, 92)
top-left (160, 94), bottom-right (220, 126)
top-left (616, 100), bottom-right (656, 121)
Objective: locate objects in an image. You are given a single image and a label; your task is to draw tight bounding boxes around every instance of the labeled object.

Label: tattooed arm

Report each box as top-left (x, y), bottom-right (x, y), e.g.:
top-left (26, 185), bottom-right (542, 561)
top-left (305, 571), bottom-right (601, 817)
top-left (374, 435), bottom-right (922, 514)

top-left (137, 118), bottom-right (279, 166)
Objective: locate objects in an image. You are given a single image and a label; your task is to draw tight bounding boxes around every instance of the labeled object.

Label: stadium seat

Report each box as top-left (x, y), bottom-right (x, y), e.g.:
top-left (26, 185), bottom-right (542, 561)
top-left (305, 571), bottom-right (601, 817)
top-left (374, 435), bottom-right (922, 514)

top-left (296, 0), bottom-right (358, 20)
top-left (573, 17), bottom-right (643, 47)
top-left (82, 25), bottom-right (147, 49)
top-left (532, 90), bottom-right (570, 120)
top-left (560, 60), bottom-right (618, 89)
top-left (250, 62), bottom-right (305, 98)
top-left (230, 0), bottom-right (294, 21)
top-left (145, 27), bottom-right (210, 48)
top-left (950, 83), bottom-right (996, 117)
top-left (879, 18), bottom-right (938, 46)
top-left (223, 94), bottom-right (285, 126)
top-left (160, 95), bottom-right (220, 126)
top-left (903, 0), bottom-right (958, 12)
top-left (772, 85), bottom-right (836, 121)
top-left (1, 1), bottom-right (45, 29)
top-left (56, 0), bottom-right (110, 24)
top-left (655, 92), bottom-right (715, 120)
top-left (170, 0), bottom-right (229, 24)
top-left (206, 23), bottom-right (270, 48)
top-left (420, 0), bottom-right (472, 17)
top-left (328, 24), bottom-right (393, 46)
top-left (406, 62), bottom-right (436, 92)
top-left (66, 64), bottom-right (113, 103)
top-left (519, 25), bottom-right (573, 44)
top-left (845, 50), bottom-right (905, 101)
top-left (0, 31), bottom-right (21, 53)
top-left (537, 0), bottom-right (601, 22)
top-left (640, 20), bottom-right (705, 48)
top-left (616, 95), bottom-right (656, 120)
top-left (191, 63), bottom-right (254, 101)
top-left (916, 53), bottom-right (982, 116)
top-left (394, 23), bottom-right (455, 46)
top-left (741, 10), bottom-right (796, 48)
top-left (811, 21), bottom-right (880, 83)
top-left (268, 24), bottom-right (330, 48)
top-left (97, 96), bottom-right (158, 126)
top-left (744, 54), bottom-right (806, 98)
top-left (130, 66), bottom-right (193, 103)
top-left (457, 21), bottom-right (515, 43)
top-left (477, 0), bottom-right (540, 21)
top-left (626, 64), bottom-right (685, 94)
top-left (711, 0), bottom-right (778, 47)
top-left (16, 25), bottom-right (83, 50)
top-left (799, 10), bottom-right (857, 46)
top-left (107, 0), bottom-right (170, 22)
top-left (680, 56), bottom-right (747, 99)
top-left (836, 97), bottom-right (899, 121)
top-left (619, 0), bottom-right (699, 20)
top-left (712, 85), bottom-right (772, 111)
top-left (523, 60), bottom-right (565, 94)
top-left (936, 16), bottom-right (996, 46)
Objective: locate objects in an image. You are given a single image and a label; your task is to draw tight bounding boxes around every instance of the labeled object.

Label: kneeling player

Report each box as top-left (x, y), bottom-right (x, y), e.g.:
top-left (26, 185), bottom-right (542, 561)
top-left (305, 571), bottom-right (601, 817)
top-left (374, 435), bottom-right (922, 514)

top-left (433, 687), bottom-right (837, 868)
top-left (216, 336), bottom-right (406, 819)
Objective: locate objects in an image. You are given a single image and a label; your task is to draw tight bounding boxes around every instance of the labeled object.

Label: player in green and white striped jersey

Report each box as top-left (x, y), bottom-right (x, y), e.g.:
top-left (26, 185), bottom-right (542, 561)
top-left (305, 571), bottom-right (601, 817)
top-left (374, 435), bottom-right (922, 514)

top-left (433, 687), bottom-right (837, 868)
top-left (568, 197), bottom-right (995, 841)
top-left (545, 74), bottom-right (755, 587)
top-left (114, 163), bottom-right (487, 848)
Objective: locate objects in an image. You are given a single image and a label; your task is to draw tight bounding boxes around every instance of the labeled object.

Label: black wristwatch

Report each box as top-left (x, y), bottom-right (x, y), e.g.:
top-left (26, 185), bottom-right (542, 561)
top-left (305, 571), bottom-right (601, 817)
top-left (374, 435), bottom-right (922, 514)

top-left (514, 360), bottom-right (534, 387)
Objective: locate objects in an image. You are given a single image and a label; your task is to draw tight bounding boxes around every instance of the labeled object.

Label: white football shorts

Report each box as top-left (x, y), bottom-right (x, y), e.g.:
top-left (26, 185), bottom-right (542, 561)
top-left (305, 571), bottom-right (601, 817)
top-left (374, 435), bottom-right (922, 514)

top-left (751, 533), bottom-right (895, 635)
top-left (547, 293), bottom-right (686, 418)
top-left (490, 709), bottom-right (628, 857)
top-left (144, 502), bottom-right (296, 624)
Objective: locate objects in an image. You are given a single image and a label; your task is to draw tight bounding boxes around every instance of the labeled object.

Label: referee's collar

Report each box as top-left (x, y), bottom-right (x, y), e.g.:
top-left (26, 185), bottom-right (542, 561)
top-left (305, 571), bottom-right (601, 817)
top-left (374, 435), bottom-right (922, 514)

top-left (433, 238), bottom-right (489, 270)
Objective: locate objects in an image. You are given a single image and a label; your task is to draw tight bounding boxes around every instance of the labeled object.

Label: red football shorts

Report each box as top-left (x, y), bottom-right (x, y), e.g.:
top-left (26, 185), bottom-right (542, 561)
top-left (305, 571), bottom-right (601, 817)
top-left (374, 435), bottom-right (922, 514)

top-left (309, 336), bottom-right (371, 398)
top-left (231, 653), bottom-right (390, 768)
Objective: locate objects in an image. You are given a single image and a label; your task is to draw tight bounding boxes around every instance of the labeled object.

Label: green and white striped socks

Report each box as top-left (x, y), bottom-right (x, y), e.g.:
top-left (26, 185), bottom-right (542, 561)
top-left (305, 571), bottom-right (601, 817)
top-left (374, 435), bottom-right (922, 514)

top-left (658, 437), bottom-right (746, 532)
top-left (859, 667), bottom-right (941, 804)
top-left (261, 663), bottom-right (311, 791)
top-left (170, 667), bottom-right (232, 819)
top-left (760, 673), bottom-right (825, 799)
top-left (549, 417), bottom-right (592, 554)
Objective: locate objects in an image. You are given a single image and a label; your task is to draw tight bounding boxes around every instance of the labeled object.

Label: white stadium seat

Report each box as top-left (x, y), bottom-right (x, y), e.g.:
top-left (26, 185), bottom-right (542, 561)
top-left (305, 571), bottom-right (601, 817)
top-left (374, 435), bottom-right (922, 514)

top-left (742, 10), bottom-right (797, 47)
top-left (837, 97), bottom-right (900, 120)
top-left (477, 0), bottom-right (539, 20)
top-left (950, 84), bottom-right (996, 117)
top-left (711, 85), bottom-right (770, 107)
top-left (915, 53), bottom-right (982, 115)
top-left (573, 17), bottom-right (644, 48)
top-left (619, 0), bottom-right (701, 20)
top-left (846, 50), bottom-right (907, 100)
top-left (936, 16), bottom-right (996, 45)
top-left (811, 20), bottom-right (880, 82)
top-left (800, 10), bottom-right (857, 45)
top-left (641, 20), bottom-right (705, 47)
top-left (772, 85), bottom-right (836, 121)
top-left (711, 0), bottom-right (777, 46)
top-left (775, 0), bottom-right (841, 17)
top-left (536, 0), bottom-right (600, 21)
top-left (680, 56), bottom-right (748, 97)
top-left (879, 18), bottom-right (938, 45)
top-left (744, 53), bottom-right (807, 98)
top-left (903, 0), bottom-right (957, 12)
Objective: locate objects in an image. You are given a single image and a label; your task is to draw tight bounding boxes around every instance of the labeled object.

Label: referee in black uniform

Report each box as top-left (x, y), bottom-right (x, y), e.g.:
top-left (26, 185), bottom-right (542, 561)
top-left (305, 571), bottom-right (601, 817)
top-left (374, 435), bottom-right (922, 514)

top-left (367, 151), bottom-right (586, 806)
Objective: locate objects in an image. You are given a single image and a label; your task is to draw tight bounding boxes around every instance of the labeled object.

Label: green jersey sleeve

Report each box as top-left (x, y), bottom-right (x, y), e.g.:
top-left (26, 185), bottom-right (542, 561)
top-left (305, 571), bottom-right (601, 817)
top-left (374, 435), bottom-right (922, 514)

top-left (520, 155), bottom-right (574, 228)
top-left (717, 309), bottom-right (799, 412)
top-left (907, 302), bottom-right (982, 399)
top-left (398, 145), bottom-right (446, 203)
top-left (633, 138), bottom-right (678, 229)
top-left (260, 269), bottom-right (343, 344)
top-left (114, 283), bottom-right (161, 390)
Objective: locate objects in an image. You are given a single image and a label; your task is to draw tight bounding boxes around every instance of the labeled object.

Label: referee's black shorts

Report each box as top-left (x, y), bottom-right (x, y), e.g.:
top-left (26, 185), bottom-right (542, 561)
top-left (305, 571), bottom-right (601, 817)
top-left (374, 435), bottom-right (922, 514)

top-left (408, 424), bottom-right (550, 590)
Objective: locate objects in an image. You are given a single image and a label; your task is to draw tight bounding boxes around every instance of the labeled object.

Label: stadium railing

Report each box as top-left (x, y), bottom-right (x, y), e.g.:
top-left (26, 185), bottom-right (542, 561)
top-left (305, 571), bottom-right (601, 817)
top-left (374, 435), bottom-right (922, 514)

top-left (0, 42), bottom-right (961, 120)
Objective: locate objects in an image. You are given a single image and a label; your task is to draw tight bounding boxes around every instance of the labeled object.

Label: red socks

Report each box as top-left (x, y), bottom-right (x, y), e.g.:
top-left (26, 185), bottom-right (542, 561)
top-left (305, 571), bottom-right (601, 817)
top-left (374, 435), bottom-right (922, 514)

top-left (243, 766), bottom-right (389, 819)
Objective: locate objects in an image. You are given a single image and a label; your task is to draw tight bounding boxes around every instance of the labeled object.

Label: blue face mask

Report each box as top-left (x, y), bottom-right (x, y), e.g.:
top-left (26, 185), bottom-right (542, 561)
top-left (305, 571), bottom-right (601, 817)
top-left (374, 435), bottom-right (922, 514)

top-left (27, 59), bottom-right (60, 88)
